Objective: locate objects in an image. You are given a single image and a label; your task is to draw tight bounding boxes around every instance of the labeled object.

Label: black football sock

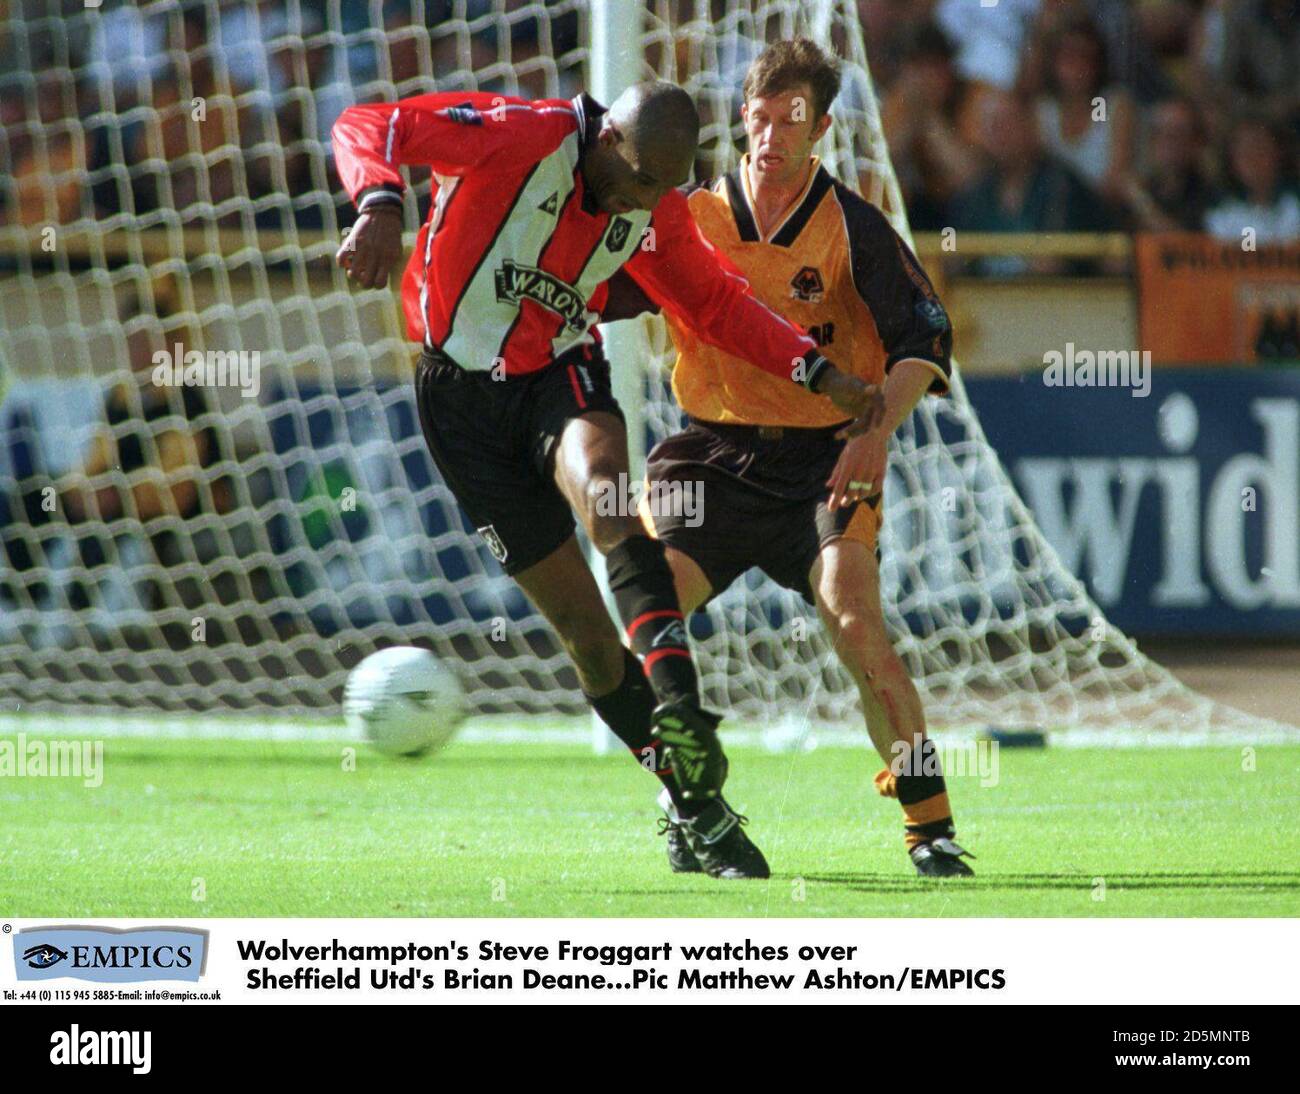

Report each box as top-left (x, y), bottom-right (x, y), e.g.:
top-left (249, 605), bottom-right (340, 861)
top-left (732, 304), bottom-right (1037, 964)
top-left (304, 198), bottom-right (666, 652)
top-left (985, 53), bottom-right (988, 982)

top-left (873, 736), bottom-right (956, 851)
top-left (585, 646), bottom-right (703, 816)
top-left (604, 534), bottom-right (699, 706)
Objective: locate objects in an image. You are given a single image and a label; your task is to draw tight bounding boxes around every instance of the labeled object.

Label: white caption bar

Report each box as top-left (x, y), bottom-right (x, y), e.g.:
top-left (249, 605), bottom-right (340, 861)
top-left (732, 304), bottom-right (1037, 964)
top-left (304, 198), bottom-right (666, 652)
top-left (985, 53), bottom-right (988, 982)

top-left (4, 918), bottom-right (1296, 1005)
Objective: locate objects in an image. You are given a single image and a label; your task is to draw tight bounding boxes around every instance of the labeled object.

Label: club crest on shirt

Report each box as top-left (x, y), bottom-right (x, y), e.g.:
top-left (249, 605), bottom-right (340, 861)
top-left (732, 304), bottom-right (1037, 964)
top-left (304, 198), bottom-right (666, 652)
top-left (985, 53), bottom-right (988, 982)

top-left (790, 265), bottom-right (824, 303)
top-left (477, 524), bottom-right (508, 563)
top-left (494, 260), bottom-right (586, 331)
top-left (605, 216), bottom-right (632, 252)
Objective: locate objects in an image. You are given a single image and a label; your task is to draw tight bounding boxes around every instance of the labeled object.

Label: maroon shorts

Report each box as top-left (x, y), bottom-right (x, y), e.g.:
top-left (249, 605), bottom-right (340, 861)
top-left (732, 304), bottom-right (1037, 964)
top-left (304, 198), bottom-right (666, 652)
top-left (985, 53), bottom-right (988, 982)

top-left (641, 417), bottom-right (882, 604)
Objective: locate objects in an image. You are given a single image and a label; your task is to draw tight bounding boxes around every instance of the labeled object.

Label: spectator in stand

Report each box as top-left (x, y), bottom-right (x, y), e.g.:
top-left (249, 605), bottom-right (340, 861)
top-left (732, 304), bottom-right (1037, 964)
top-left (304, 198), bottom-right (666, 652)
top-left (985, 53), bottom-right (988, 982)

top-left (1023, 1), bottom-right (1186, 105)
top-left (257, 8), bottom-right (355, 146)
top-left (1188, 0), bottom-right (1236, 148)
top-left (881, 22), bottom-right (981, 230)
top-left (382, 2), bottom-right (431, 92)
top-left (1123, 96), bottom-right (1220, 231)
top-left (244, 12), bottom-right (334, 231)
top-left (1033, 13), bottom-right (1135, 209)
top-left (59, 282), bottom-right (231, 530)
top-left (935, 0), bottom-right (1041, 92)
top-left (97, 4), bottom-right (247, 223)
top-left (1216, 0), bottom-right (1300, 130)
top-left (214, 0), bottom-right (293, 111)
top-left (2, 71), bottom-right (86, 228)
top-left (498, 0), bottom-right (583, 100)
top-left (933, 0), bottom-right (1042, 161)
top-left (1134, 0), bottom-right (1214, 98)
top-left (949, 87), bottom-right (1112, 242)
top-left (58, 282), bottom-right (234, 616)
top-left (952, 87), bottom-right (1112, 232)
top-left (1090, 0), bottom-right (1179, 105)
top-left (1205, 117), bottom-right (1300, 243)
top-left (83, 1), bottom-right (169, 106)
top-left (0, 92), bottom-right (26, 226)
top-left (246, 98), bottom-right (329, 232)
top-left (126, 65), bottom-right (239, 221)
top-left (858, 0), bottom-right (940, 92)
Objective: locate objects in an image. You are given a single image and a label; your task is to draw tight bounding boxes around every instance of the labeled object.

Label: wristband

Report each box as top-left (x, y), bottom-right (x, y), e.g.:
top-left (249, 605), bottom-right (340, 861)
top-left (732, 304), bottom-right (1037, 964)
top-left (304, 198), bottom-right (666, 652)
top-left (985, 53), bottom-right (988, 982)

top-left (357, 190), bottom-right (404, 216)
top-left (801, 352), bottom-right (832, 393)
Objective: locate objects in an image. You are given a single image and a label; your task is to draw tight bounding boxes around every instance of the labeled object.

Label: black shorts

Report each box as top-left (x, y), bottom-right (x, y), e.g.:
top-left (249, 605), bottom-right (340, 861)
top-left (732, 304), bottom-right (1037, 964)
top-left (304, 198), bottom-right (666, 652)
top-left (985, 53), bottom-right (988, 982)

top-left (414, 343), bottom-right (623, 575)
top-left (641, 418), bottom-right (882, 604)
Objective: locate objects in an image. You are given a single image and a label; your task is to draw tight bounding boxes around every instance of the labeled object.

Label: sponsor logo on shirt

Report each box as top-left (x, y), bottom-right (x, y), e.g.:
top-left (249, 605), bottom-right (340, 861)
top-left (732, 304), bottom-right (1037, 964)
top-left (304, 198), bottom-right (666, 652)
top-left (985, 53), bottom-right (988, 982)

top-left (494, 260), bottom-right (587, 331)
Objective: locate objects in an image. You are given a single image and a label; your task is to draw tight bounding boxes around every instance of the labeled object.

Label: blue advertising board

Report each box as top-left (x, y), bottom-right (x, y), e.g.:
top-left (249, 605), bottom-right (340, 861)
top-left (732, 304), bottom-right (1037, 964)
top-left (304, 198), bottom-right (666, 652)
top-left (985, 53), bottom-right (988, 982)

top-left (965, 368), bottom-right (1300, 636)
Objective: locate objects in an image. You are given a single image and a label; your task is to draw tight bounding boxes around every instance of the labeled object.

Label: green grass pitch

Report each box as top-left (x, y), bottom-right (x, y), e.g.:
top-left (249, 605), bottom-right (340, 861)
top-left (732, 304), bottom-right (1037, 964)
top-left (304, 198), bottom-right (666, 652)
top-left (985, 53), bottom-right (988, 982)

top-left (2, 735), bottom-right (1297, 917)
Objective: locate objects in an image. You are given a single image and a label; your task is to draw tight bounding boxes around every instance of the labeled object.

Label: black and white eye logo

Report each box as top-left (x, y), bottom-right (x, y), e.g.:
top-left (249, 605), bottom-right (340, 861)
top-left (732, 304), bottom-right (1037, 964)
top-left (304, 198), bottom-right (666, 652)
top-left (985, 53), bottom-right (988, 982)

top-left (22, 943), bottom-right (68, 969)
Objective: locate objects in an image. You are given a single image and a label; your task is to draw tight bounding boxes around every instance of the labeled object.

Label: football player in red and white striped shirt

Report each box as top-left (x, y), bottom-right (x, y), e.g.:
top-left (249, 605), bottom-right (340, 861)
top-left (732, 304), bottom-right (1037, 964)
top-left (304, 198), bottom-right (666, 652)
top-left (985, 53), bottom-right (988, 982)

top-left (333, 82), bottom-right (881, 877)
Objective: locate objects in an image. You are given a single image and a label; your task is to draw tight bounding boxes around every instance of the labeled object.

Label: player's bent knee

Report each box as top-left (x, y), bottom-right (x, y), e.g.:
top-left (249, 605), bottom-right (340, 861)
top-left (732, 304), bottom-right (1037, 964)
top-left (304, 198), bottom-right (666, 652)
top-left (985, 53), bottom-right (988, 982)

top-left (576, 474), bottom-right (639, 550)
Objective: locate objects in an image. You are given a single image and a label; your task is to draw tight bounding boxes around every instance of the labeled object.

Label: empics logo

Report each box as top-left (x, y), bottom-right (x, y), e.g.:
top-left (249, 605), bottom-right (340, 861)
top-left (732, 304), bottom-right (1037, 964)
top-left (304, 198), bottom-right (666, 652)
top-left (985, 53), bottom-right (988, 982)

top-left (22, 942), bottom-right (68, 969)
top-left (14, 926), bottom-right (207, 983)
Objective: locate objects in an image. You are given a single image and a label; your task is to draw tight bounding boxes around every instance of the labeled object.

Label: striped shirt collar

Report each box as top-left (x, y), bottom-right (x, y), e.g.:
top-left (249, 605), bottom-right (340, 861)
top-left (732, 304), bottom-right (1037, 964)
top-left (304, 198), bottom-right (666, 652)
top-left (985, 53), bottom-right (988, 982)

top-left (725, 153), bottom-right (831, 247)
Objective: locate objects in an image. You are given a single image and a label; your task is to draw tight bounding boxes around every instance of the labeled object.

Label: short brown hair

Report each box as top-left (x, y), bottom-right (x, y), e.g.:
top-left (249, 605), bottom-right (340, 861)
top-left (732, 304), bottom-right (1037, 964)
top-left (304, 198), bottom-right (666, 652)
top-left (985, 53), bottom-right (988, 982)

top-left (742, 38), bottom-right (842, 121)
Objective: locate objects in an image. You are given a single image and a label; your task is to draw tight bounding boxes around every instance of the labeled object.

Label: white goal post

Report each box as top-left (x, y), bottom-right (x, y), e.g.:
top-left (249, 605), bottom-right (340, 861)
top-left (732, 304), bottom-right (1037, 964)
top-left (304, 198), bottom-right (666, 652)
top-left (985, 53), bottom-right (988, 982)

top-left (0, 0), bottom-right (1282, 741)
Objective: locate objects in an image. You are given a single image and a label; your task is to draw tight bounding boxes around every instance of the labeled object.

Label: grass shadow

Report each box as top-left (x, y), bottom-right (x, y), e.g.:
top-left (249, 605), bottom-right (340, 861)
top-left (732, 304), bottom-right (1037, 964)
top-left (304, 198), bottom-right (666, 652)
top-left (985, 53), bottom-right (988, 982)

top-left (789, 870), bottom-right (1300, 893)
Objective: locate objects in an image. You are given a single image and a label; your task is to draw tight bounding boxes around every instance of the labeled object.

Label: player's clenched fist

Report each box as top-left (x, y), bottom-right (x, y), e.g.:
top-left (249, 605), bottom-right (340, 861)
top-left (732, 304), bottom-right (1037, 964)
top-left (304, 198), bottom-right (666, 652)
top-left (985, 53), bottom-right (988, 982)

top-left (337, 206), bottom-right (404, 289)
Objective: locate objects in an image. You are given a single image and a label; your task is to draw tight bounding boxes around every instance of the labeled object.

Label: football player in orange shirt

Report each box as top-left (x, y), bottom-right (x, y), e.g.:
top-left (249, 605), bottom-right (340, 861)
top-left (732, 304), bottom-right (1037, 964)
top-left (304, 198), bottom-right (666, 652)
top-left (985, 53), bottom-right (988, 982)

top-left (607, 39), bottom-right (975, 878)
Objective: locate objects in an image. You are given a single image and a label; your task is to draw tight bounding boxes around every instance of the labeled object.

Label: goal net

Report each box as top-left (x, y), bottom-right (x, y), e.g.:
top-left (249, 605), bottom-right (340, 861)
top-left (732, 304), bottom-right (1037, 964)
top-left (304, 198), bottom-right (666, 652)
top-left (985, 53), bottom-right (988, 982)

top-left (0, 0), bottom-right (1275, 737)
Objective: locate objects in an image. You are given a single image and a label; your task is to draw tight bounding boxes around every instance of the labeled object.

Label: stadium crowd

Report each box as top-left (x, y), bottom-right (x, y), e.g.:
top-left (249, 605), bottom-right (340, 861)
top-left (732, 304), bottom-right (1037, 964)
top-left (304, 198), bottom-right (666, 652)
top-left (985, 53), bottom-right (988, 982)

top-left (874, 0), bottom-right (1298, 239)
top-left (0, 0), bottom-right (1296, 240)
